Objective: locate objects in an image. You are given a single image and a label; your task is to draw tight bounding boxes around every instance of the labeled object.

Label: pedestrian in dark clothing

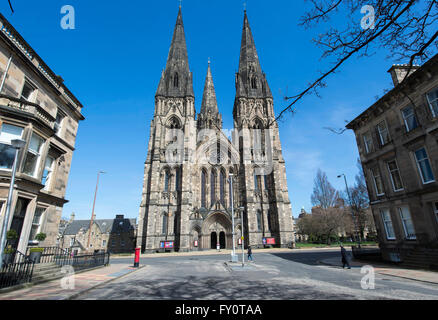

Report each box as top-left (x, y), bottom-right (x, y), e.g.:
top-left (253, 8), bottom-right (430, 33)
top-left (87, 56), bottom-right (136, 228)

top-left (341, 245), bottom-right (351, 269)
top-left (247, 246), bottom-right (253, 261)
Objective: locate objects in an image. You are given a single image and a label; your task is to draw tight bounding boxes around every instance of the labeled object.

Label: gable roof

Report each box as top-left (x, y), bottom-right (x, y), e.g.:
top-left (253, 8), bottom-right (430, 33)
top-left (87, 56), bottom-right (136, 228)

top-left (62, 218), bottom-right (137, 235)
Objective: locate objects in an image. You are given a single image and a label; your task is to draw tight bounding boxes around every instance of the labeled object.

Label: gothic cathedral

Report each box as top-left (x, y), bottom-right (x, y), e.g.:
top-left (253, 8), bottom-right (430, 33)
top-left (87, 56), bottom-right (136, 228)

top-left (137, 8), bottom-right (295, 253)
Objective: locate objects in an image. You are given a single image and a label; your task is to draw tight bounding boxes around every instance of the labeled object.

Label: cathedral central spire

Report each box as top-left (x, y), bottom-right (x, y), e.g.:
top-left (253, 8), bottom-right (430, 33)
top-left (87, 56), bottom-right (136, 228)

top-left (156, 7), bottom-right (194, 98)
top-left (198, 62), bottom-right (222, 129)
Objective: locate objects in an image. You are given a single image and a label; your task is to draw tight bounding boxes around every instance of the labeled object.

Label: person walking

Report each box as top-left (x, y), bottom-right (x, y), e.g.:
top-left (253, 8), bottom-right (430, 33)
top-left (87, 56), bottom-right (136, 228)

top-left (341, 245), bottom-right (351, 269)
top-left (247, 245), bottom-right (253, 262)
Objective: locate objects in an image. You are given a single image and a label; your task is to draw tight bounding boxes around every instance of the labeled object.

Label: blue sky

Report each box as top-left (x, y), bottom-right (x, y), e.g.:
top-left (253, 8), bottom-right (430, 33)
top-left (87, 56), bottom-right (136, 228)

top-left (1, 0), bottom-right (399, 219)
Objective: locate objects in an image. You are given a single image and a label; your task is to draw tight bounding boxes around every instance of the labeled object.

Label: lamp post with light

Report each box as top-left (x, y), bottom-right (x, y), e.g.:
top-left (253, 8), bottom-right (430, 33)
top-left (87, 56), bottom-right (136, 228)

top-left (0, 138), bottom-right (26, 269)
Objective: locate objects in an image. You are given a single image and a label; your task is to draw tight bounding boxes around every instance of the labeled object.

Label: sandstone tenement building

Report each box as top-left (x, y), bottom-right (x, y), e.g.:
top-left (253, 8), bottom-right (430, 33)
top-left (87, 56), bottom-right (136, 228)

top-left (347, 54), bottom-right (438, 268)
top-left (0, 13), bottom-right (84, 254)
top-left (137, 8), bottom-right (295, 253)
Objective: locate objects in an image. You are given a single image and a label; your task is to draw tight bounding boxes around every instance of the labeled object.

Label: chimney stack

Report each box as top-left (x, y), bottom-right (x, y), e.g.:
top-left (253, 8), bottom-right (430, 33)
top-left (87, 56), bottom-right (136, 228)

top-left (388, 64), bottom-right (420, 87)
top-left (69, 212), bottom-right (75, 222)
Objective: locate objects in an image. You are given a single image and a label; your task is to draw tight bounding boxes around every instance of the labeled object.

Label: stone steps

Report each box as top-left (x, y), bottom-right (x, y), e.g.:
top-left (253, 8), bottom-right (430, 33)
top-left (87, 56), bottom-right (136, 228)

top-left (31, 263), bottom-right (65, 284)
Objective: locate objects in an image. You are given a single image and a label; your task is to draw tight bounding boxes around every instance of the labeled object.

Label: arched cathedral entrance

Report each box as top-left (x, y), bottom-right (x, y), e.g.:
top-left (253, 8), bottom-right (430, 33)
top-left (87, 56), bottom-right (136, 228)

top-left (201, 212), bottom-right (232, 250)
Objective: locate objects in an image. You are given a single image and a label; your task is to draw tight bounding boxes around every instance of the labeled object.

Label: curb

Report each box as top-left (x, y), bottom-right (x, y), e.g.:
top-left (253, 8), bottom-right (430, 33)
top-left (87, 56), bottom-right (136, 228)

top-left (66, 265), bottom-right (146, 300)
top-left (317, 259), bottom-right (438, 285)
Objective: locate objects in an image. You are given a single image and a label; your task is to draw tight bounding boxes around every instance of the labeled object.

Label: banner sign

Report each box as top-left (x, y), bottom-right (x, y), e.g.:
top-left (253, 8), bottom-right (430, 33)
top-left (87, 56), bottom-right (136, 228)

top-left (160, 241), bottom-right (174, 249)
top-left (262, 237), bottom-right (276, 245)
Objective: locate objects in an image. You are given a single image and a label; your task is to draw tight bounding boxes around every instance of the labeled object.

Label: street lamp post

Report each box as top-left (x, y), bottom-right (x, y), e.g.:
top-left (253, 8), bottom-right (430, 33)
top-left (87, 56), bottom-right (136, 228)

top-left (238, 207), bottom-right (245, 267)
top-left (86, 171), bottom-right (106, 251)
top-left (0, 139), bottom-right (26, 269)
top-left (338, 173), bottom-right (361, 248)
top-left (229, 173), bottom-right (237, 262)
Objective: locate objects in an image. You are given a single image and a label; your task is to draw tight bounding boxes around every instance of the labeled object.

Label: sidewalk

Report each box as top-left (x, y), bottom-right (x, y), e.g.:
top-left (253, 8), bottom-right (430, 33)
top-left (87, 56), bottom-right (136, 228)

top-left (319, 256), bottom-right (438, 285)
top-left (110, 246), bottom-right (341, 259)
top-left (0, 263), bottom-right (145, 300)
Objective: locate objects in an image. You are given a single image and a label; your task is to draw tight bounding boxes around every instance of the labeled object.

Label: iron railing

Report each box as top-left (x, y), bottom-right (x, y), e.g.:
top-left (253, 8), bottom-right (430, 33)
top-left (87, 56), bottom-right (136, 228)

top-left (0, 250), bottom-right (35, 289)
top-left (55, 252), bottom-right (110, 271)
top-left (25, 246), bottom-right (71, 264)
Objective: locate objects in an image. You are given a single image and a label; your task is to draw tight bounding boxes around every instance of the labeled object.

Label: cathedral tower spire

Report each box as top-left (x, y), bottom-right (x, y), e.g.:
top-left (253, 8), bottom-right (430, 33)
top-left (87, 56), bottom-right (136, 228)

top-left (156, 7), bottom-right (194, 97)
top-left (236, 11), bottom-right (272, 98)
top-left (198, 61), bottom-right (222, 129)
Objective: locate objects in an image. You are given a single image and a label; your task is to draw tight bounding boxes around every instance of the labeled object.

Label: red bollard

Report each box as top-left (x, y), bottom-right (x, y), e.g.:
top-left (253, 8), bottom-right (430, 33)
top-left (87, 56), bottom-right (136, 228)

top-left (134, 247), bottom-right (140, 267)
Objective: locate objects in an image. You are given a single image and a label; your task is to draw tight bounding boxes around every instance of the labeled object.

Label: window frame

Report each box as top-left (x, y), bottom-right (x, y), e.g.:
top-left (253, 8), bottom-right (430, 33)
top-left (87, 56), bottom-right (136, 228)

top-left (414, 147), bottom-right (435, 184)
top-left (371, 167), bottom-right (385, 196)
top-left (387, 159), bottom-right (404, 192)
top-left (377, 120), bottom-right (390, 146)
top-left (398, 206), bottom-right (416, 240)
top-left (42, 155), bottom-right (55, 190)
top-left (380, 208), bottom-right (396, 240)
top-left (426, 87), bottom-right (438, 118)
top-left (22, 133), bottom-right (45, 178)
top-left (0, 124), bottom-right (24, 171)
top-left (28, 207), bottom-right (45, 242)
top-left (401, 105), bottom-right (418, 132)
top-left (363, 132), bottom-right (373, 154)
top-left (20, 78), bottom-right (37, 102)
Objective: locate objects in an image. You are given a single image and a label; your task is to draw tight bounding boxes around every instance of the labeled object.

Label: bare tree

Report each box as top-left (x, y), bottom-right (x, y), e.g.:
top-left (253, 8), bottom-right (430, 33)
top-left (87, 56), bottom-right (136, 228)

top-left (345, 158), bottom-right (376, 238)
top-left (270, 0), bottom-right (438, 125)
top-left (7, 0), bottom-right (14, 13)
top-left (311, 169), bottom-right (340, 209)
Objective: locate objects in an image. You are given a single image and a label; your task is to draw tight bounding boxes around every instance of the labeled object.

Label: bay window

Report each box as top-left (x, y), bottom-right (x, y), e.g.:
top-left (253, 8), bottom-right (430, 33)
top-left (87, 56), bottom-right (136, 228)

top-left (23, 133), bottom-right (45, 177)
top-left (0, 124), bottom-right (24, 169)
top-left (42, 155), bottom-right (55, 190)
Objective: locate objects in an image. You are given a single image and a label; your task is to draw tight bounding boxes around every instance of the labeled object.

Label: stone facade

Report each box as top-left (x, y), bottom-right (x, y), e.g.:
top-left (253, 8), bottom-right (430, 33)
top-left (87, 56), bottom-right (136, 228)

top-left (137, 9), bottom-right (295, 253)
top-left (59, 214), bottom-right (137, 254)
top-left (0, 13), bottom-right (84, 254)
top-left (347, 55), bottom-right (438, 264)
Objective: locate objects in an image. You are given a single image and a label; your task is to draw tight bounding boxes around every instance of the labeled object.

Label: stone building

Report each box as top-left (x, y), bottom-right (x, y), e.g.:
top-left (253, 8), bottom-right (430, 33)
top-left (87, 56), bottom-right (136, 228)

top-left (60, 214), bottom-right (137, 254)
top-left (0, 13), bottom-right (84, 254)
top-left (347, 54), bottom-right (438, 267)
top-left (137, 8), bottom-right (295, 253)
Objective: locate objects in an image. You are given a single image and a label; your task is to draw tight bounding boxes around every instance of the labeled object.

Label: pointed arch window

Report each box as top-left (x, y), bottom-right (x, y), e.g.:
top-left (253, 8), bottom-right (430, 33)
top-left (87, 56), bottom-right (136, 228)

top-left (251, 77), bottom-right (257, 89)
top-left (254, 171), bottom-right (261, 191)
top-left (264, 175), bottom-right (269, 190)
top-left (256, 210), bottom-right (262, 231)
top-left (164, 170), bottom-right (170, 192)
top-left (201, 170), bottom-right (207, 208)
top-left (211, 170), bottom-right (217, 204)
top-left (220, 170), bottom-right (225, 205)
top-left (174, 73), bottom-right (179, 88)
top-left (162, 213), bottom-right (168, 234)
top-left (175, 168), bottom-right (181, 191)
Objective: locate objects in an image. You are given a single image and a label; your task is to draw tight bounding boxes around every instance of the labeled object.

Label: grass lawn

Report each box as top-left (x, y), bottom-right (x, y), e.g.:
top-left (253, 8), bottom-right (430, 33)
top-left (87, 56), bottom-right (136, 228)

top-left (295, 242), bottom-right (378, 248)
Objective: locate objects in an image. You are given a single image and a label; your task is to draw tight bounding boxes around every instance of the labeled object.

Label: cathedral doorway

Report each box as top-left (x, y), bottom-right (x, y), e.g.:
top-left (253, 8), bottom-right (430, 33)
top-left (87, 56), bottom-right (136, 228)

top-left (219, 231), bottom-right (226, 249)
top-left (201, 212), bottom-right (232, 250)
top-left (210, 232), bottom-right (217, 249)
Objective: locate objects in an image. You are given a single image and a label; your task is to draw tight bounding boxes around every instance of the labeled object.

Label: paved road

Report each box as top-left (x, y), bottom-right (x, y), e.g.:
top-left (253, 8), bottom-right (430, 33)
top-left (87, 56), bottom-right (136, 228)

top-left (75, 249), bottom-right (438, 300)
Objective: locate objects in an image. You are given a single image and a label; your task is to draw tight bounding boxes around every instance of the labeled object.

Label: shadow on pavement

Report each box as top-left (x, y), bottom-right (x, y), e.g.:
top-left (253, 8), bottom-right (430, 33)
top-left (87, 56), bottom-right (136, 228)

top-left (79, 275), bottom-right (373, 300)
top-left (270, 251), bottom-right (340, 266)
